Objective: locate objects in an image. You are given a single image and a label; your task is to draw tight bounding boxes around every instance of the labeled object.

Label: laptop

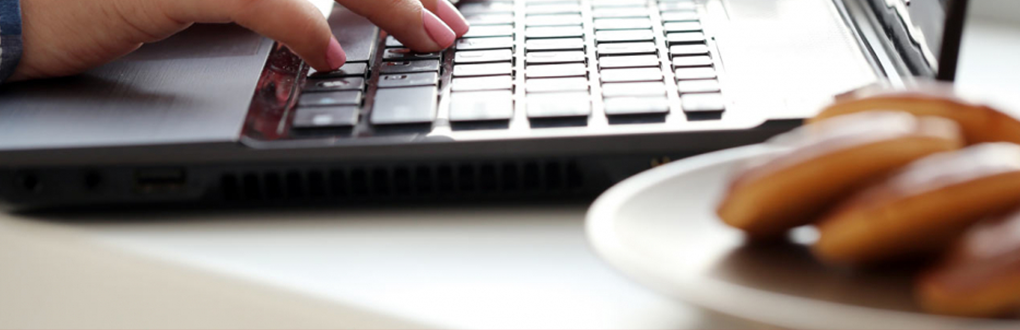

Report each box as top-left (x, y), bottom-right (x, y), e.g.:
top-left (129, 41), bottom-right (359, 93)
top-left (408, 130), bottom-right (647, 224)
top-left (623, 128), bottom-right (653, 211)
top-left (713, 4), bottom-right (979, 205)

top-left (0, 0), bottom-right (968, 209)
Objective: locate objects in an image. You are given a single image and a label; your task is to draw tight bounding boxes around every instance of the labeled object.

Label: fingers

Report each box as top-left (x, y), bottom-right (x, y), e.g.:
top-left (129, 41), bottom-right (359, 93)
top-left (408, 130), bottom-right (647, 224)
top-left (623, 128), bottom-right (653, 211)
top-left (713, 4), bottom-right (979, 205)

top-left (334, 0), bottom-right (467, 52)
top-left (421, 0), bottom-right (470, 38)
top-left (159, 0), bottom-right (346, 71)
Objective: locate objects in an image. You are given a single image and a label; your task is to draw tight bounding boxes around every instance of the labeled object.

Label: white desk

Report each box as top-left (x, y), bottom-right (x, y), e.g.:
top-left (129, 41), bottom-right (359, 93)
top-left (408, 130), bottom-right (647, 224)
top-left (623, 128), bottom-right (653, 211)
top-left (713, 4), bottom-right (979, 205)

top-left (3, 7), bottom-right (1019, 330)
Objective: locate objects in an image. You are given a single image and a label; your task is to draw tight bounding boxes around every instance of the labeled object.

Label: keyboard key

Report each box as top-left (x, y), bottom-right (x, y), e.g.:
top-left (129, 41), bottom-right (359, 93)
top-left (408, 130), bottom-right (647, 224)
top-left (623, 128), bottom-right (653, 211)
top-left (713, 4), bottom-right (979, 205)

top-left (591, 0), bottom-right (648, 8)
top-left (451, 76), bottom-right (514, 92)
top-left (465, 13), bottom-right (516, 25)
top-left (601, 82), bottom-right (667, 97)
top-left (600, 68), bottom-right (663, 83)
top-left (371, 87), bottom-right (438, 125)
top-left (674, 67), bottom-right (717, 80)
top-left (526, 26), bottom-right (585, 39)
top-left (593, 8), bottom-right (649, 18)
top-left (377, 72), bottom-right (439, 88)
top-left (670, 44), bottom-right (710, 56)
top-left (385, 36), bottom-right (403, 48)
top-left (453, 63), bottom-right (514, 77)
top-left (526, 38), bottom-right (585, 51)
top-left (304, 77), bottom-right (365, 92)
top-left (664, 21), bottom-right (703, 33)
top-left (300, 91), bottom-right (362, 107)
top-left (595, 30), bottom-right (656, 43)
top-left (527, 92), bottom-right (592, 118)
top-left (597, 42), bottom-right (657, 56)
top-left (526, 14), bottom-right (584, 27)
top-left (449, 91), bottom-right (515, 122)
top-left (293, 106), bottom-right (359, 129)
top-left (660, 2), bottom-right (696, 12)
top-left (455, 49), bottom-right (514, 63)
top-left (604, 97), bottom-right (670, 115)
top-left (383, 48), bottom-right (442, 61)
top-left (526, 63), bottom-right (588, 78)
top-left (598, 55), bottom-right (661, 69)
top-left (594, 18), bottom-right (653, 30)
top-left (526, 77), bottom-right (589, 93)
top-left (681, 93), bottom-right (725, 112)
top-left (328, 8), bottom-right (379, 62)
top-left (463, 25), bottom-right (515, 38)
top-left (379, 60), bottom-right (441, 74)
top-left (677, 79), bottom-right (721, 93)
top-left (457, 37), bottom-right (515, 51)
top-left (666, 32), bottom-right (706, 44)
top-left (672, 55), bottom-right (713, 67)
top-left (661, 11), bottom-right (699, 22)
top-left (458, 2), bottom-right (515, 15)
top-left (308, 62), bottom-right (369, 78)
top-left (526, 51), bottom-right (586, 64)
top-left (526, 4), bottom-right (582, 15)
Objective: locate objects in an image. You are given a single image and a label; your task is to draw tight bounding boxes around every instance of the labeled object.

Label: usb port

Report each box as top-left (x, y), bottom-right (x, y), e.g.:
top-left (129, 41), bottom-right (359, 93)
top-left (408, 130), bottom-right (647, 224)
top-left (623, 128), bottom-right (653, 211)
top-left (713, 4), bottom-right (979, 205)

top-left (134, 168), bottom-right (186, 194)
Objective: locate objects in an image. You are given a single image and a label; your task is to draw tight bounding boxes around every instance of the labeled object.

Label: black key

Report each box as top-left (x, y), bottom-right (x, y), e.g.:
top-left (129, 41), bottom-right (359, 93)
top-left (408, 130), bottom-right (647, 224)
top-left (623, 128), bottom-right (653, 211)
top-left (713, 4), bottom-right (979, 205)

top-left (526, 63), bottom-right (588, 78)
top-left (328, 7), bottom-right (380, 62)
top-left (527, 92), bottom-right (592, 118)
top-left (677, 79), bottom-right (721, 93)
top-left (670, 44), bottom-right (710, 56)
top-left (598, 55), bottom-right (661, 69)
top-left (383, 48), bottom-right (442, 61)
top-left (304, 77), bottom-right (366, 92)
top-left (371, 87), bottom-right (438, 125)
top-left (666, 32), bottom-right (706, 44)
top-left (661, 11), bottom-right (699, 22)
top-left (604, 97), bottom-right (670, 115)
top-left (455, 49), bottom-right (514, 64)
top-left (600, 68), bottom-right (663, 83)
top-left (681, 93), bottom-right (726, 112)
top-left (299, 91), bottom-right (362, 107)
top-left (293, 106), bottom-right (359, 128)
top-left (526, 38), bottom-right (585, 51)
top-left (525, 51), bottom-right (586, 64)
top-left (378, 72), bottom-right (439, 88)
top-left (597, 42), bottom-right (657, 56)
top-left (595, 30), bottom-right (656, 43)
top-left (451, 76), bottom-right (515, 92)
top-left (672, 55), bottom-right (713, 67)
top-left (308, 62), bottom-right (369, 78)
top-left (526, 26), bottom-right (585, 39)
top-left (594, 18), bottom-right (653, 30)
top-left (453, 63), bottom-right (515, 77)
top-left (456, 37), bottom-right (515, 51)
top-left (463, 25), bottom-right (515, 38)
top-left (674, 67), bottom-right (717, 80)
top-left (664, 21), bottom-right (703, 33)
top-left (601, 82), bottom-right (667, 97)
top-left (379, 60), bottom-right (441, 74)
top-left (449, 91), bottom-right (515, 122)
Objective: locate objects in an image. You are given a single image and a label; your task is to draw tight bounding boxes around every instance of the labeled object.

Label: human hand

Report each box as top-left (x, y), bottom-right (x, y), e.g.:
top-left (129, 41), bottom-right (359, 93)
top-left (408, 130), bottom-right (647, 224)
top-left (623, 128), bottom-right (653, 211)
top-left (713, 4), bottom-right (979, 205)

top-left (9, 0), bottom-right (469, 81)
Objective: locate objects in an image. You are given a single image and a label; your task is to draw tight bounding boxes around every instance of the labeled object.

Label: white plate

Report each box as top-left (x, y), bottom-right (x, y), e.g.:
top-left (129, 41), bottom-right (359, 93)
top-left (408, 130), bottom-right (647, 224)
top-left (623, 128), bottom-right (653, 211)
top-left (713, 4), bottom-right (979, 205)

top-left (586, 144), bottom-right (1020, 330)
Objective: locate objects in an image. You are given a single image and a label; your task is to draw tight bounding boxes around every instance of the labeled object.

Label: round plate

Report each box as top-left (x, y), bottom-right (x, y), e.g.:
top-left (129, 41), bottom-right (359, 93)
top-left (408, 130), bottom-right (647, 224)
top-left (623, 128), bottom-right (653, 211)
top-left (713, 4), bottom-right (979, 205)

top-left (586, 144), bottom-right (1020, 329)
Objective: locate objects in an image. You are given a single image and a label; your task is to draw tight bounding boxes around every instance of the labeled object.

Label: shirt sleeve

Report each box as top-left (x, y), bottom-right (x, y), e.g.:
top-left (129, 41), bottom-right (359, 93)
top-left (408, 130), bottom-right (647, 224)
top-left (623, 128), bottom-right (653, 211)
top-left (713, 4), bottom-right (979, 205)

top-left (0, 0), bottom-right (23, 83)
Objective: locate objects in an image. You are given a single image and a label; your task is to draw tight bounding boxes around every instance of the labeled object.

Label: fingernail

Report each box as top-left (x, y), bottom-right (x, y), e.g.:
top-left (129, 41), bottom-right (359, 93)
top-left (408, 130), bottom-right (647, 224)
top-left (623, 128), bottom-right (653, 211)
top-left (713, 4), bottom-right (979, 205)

top-left (422, 10), bottom-right (456, 48)
top-left (436, 0), bottom-right (470, 37)
top-left (325, 38), bottom-right (347, 70)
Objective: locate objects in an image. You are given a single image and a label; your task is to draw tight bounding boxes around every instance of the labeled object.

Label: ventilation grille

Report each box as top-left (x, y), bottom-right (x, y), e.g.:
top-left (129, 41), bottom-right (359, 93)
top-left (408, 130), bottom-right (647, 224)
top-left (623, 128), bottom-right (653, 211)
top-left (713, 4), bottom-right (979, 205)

top-left (218, 160), bottom-right (585, 202)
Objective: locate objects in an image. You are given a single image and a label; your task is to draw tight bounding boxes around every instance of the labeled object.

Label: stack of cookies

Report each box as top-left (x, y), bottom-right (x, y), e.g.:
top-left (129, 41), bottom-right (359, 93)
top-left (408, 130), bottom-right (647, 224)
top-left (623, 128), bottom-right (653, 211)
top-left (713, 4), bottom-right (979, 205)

top-left (716, 83), bottom-right (1020, 318)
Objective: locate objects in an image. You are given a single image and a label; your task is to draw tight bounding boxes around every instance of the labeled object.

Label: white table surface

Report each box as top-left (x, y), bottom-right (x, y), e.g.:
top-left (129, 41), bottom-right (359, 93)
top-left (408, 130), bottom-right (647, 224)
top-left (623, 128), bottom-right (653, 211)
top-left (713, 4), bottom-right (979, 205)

top-left (3, 3), bottom-right (1019, 329)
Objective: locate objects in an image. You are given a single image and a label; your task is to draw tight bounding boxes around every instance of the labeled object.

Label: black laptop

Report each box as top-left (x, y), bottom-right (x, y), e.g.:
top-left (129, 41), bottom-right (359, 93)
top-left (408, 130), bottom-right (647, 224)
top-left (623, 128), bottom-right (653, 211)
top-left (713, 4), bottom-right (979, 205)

top-left (0, 0), bottom-right (968, 209)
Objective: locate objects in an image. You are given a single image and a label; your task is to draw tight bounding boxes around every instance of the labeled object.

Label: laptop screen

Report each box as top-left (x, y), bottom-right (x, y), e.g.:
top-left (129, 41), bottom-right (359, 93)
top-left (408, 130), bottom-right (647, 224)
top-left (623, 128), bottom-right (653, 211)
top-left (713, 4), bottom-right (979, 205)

top-left (869, 0), bottom-right (968, 81)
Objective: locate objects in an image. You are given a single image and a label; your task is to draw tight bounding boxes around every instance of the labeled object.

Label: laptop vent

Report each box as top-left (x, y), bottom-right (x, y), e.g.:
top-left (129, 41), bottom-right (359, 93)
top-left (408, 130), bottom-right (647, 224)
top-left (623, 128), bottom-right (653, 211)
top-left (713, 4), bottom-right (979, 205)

top-left (218, 160), bottom-right (584, 202)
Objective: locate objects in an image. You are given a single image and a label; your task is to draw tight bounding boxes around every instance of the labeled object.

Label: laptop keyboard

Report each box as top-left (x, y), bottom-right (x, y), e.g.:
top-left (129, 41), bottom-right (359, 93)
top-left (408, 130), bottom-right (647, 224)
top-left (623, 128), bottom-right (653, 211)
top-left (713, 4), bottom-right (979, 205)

top-left (290, 0), bottom-right (724, 134)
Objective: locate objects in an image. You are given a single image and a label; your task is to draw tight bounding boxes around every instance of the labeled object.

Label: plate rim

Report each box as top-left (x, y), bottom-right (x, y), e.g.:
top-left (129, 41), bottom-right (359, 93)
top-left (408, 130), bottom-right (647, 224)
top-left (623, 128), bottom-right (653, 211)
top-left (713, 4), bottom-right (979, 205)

top-left (585, 144), bottom-right (1020, 330)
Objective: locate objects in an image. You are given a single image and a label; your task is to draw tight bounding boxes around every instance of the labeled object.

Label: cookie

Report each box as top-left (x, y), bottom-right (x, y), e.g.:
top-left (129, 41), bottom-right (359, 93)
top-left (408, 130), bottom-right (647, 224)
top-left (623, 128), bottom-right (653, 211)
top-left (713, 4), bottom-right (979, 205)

top-left (814, 143), bottom-right (1020, 265)
top-left (811, 83), bottom-right (1020, 145)
top-left (917, 209), bottom-right (1020, 317)
top-left (716, 111), bottom-right (963, 238)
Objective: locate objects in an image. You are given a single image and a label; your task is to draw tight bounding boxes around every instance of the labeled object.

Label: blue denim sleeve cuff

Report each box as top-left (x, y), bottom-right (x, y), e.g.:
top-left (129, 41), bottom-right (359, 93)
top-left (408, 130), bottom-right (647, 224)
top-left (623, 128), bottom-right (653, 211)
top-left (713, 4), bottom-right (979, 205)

top-left (0, 0), bottom-right (23, 83)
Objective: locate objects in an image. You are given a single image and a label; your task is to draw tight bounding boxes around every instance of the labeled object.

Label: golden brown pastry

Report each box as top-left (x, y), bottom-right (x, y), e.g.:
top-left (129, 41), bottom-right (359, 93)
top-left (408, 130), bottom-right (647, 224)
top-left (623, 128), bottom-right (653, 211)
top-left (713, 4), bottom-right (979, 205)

top-left (815, 143), bottom-right (1020, 265)
top-left (917, 209), bottom-right (1020, 318)
top-left (811, 83), bottom-right (1020, 145)
top-left (717, 111), bottom-right (963, 238)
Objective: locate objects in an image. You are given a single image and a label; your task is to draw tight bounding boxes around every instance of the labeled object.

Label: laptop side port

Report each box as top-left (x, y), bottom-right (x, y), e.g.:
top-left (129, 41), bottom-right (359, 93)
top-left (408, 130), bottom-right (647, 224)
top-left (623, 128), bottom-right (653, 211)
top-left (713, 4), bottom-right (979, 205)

top-left (134, 168), bottom-right (187, 194)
